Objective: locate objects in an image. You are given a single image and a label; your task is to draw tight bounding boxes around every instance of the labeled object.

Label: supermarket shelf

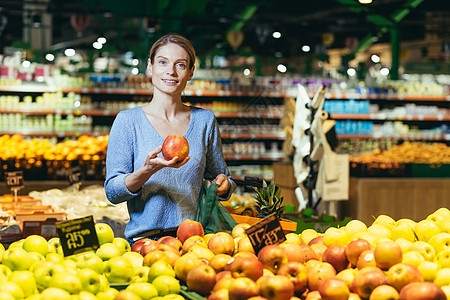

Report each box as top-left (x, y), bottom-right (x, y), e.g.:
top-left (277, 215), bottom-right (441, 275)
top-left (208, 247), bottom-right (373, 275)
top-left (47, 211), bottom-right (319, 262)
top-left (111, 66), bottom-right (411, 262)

top-left (221, 133), bottom-right (285, 140)
top-left (0, 108), bottom-right (122, 116)
top-left (337, 134), bottom-right (449, 141)
top-left (224, 152), bottom-right (285, 160)
top-left (214, 111), bottom-right (282, 118)
top-left (0, 131), bottom-right (108, 138)
top-left (330, 113), bottom-right (450, 121)
top-left (325, 92), bottom-right (450, 101)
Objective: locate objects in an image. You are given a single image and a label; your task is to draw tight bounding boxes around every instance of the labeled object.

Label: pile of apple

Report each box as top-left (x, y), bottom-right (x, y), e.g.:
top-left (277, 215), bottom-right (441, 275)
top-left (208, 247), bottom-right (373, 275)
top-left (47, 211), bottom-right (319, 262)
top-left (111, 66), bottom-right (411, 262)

top-left (1, 207), bottom-right (450, 300)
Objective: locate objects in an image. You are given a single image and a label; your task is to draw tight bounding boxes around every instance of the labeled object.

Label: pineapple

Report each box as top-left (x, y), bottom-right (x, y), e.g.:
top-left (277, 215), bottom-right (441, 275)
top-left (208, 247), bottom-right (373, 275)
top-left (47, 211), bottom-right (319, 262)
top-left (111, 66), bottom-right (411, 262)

top-left (252, 180), bottom-right (285, 219)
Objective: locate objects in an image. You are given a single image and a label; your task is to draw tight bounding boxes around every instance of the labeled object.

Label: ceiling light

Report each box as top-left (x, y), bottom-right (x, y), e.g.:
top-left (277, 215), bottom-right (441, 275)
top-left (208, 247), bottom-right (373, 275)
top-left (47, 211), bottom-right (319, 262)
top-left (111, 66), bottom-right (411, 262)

top-left (22, 60), bottom-right (31, 68)
top-left (359, 0), bottom-right (372, 3)
top-left (97, 37), bottom-right (107, 44)
top-left (371, 54), bottom-right (380, 63)
top-left (93, 42), bottom-right (103, 49)
top-left (380, 68), bottom-right (389, 76)
top-left (131, 68), bottom-right (139, 75)
top-left (64, 48), bottom-right (76, 57)
top-left (45, 53), bottom-right (55, 62)
top-left (132, 59), bottom-right (139, 66)
top-left (347, 68), bottom-right (356, 76)
top-left (302, 45), bottom-right (311, 52)
top-left (243, 68), bottom-right (250, 76)
top-left (272, 31), bottom-right (281, 39)
top-left (277, 64), bottom-right (287, 73)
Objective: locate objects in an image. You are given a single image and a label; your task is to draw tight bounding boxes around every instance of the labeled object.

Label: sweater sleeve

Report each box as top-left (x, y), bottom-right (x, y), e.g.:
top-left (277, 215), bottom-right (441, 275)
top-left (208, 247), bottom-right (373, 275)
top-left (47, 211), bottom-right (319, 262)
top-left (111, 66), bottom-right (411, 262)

top-left (204, 116), bottom-right (236, 200)
top-left (104, 111), bottom-right (141, 204)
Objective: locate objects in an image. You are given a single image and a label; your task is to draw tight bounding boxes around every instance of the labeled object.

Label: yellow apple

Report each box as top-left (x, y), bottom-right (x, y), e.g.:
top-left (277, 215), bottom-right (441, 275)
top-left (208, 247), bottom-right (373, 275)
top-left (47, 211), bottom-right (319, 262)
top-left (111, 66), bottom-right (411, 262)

top-left (402, 250), bottom-right (425, 268)
top-left (437, 249), bottom-right (450, 269)
top-left (372, 214), bottom-right (396, 230)
top-left (369, 284), bottom-right (399, 300)
top-left (432, 208), bottom-right (450, 219)
top-left (409, 241), bottom-right (436, 262)
top-left (323, 227), bottom-right (350, 246)
top-left (418, 261), bottom-right (439, 282)
top-left (434, 268), bottom-right (450, 287)
top-left (366, 224), bottom-right (391, 240)
top-left (395, 238), bottom-right (413, 253)
top-left (353, 231), bottom-right (377, 248)
top-left (396, 218), bottom-right (417, 228)
top-left (414, 220), bottom-right (441, 242)
top-left (428, 232), bottom-right (450, 254)
top-left (284, 233), bottom-right (303, 245)
top-left (442, 285), bottom-right (450, 299)
top-left (391, 222), bottom-right (416, 243)
top-left (300, 229), bottom-right (320, 245)
top-left (344, 220), bottom-right (367, 237)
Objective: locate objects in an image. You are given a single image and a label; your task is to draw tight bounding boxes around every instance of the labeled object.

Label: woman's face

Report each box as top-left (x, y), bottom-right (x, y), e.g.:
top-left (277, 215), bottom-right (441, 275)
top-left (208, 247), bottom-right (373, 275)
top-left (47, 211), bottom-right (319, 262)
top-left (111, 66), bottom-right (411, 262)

top-left (148, 43), bottom-right (194, 96)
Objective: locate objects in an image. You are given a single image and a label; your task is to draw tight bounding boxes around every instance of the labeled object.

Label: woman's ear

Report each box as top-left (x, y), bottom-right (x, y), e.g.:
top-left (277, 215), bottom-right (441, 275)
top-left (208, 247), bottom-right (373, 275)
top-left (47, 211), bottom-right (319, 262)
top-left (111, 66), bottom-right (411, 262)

top-left (147, 59), bottom-right (152, 76)
top-left (188, 66), bottom-right (195, 80)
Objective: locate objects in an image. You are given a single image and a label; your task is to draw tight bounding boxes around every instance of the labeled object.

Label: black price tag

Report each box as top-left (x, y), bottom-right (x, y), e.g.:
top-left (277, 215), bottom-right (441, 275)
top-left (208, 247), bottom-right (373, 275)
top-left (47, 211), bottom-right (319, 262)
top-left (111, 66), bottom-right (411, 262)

top-left (67, 166), bottom-right (82, 185)
top-left (245, 213), bottom-right (286, 254)
top-left (56, 215), bottom-right (99, 257)
top-left (6, 171), bottom-right (24, 190)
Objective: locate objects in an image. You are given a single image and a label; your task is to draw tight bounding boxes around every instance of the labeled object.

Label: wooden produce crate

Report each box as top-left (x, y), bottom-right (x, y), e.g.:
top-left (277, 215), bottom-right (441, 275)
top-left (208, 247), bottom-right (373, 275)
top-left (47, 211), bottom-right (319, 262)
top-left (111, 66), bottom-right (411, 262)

top-left (230, 213), bottom-right (297, 234)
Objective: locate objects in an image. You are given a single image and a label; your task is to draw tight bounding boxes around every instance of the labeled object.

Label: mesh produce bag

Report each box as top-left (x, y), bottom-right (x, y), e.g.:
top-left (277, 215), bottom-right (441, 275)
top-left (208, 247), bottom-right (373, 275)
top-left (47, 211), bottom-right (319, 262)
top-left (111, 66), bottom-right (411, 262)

top-left (194, 180), bottom-right (237, 234)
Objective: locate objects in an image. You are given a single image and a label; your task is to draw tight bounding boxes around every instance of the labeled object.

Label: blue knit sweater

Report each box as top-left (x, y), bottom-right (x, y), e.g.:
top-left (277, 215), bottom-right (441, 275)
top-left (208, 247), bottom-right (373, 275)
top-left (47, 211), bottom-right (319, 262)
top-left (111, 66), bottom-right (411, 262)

top-left (104, 106), bottom-right (235, 243)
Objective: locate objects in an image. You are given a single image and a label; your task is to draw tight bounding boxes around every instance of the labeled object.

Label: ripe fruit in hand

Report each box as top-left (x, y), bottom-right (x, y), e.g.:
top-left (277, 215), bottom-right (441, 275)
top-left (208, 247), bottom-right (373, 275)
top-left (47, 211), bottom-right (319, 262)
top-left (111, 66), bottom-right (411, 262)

top-left (95, 223), bottom-right (115, 246)
top-left (386, 263), bottom-right (424, 292)
top-left (177, 219), bottom-right (204, 244)
top-left (162, 135), bottom-right (189, 161)
top-left (351, 266), bottom-right (387, 299)
top-left (374, 240), bottom-right (402, 270)
top-left (186, 264), bottom-right (217, 296)
top-left (318, 278), bottom-right (350, 300)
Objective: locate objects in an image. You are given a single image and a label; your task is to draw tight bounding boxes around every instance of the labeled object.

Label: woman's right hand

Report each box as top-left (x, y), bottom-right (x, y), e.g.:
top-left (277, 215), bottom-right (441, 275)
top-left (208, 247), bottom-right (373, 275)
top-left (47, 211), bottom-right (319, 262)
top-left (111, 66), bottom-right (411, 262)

top-left (142, 145), bottom-right (190, 174)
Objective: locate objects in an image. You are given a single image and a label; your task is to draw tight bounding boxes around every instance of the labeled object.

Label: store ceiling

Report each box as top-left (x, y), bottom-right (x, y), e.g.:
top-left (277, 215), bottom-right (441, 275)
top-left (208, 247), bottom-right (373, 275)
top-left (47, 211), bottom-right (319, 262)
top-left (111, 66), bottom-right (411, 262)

top-left (0, 0), bottom-right (449, 60)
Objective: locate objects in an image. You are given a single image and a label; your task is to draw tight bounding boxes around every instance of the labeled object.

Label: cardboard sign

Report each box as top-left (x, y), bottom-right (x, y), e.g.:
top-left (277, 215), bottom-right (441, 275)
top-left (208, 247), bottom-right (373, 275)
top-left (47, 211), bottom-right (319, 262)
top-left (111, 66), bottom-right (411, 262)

top-left (6, 171), bottom-right (24, 190)
top-left (67, 166), bottom-right (82, 185)
top-left (56, 215), bottom-right (99, 256)
top-left (245, 213), bottom-right (286, 254)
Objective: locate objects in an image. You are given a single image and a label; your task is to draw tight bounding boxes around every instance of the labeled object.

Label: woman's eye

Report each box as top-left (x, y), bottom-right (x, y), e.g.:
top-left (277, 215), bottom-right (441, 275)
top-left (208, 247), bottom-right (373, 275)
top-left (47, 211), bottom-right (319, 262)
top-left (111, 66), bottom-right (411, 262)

top-left (159, 60), bottom-right (166, 65)
top-left (177, 63), bottom-right (186, 68)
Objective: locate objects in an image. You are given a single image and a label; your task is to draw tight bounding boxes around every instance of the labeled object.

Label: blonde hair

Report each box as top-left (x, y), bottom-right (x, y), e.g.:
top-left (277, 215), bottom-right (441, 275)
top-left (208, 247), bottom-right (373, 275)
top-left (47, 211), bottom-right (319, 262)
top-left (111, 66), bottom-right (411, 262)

top-left (148, 34), bottom-right (196, 69)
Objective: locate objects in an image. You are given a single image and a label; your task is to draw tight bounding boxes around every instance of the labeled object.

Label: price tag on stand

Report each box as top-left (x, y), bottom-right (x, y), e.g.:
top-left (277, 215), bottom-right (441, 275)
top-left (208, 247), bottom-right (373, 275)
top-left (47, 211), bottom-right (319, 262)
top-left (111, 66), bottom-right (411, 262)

top-left (245, 213), bottom-right (286, 254)
top-left (56, 215), bottom-right (99, 257)
top-left (67, 166), bottom-right (83, 188)
top-left (6, 171), bottom-right (24, 207)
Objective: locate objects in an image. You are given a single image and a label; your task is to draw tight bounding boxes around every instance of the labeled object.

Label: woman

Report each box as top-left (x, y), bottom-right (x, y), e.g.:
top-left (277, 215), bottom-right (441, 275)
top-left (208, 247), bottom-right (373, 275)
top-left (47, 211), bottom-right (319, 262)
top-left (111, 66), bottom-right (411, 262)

top-left (104, 34), bottom-right (235, 244)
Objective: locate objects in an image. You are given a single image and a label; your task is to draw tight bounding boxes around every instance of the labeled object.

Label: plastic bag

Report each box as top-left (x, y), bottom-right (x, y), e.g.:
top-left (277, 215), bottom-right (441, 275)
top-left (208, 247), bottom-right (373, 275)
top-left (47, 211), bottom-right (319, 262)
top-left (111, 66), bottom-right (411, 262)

top-left (194, 180), bottom-right (237, 234)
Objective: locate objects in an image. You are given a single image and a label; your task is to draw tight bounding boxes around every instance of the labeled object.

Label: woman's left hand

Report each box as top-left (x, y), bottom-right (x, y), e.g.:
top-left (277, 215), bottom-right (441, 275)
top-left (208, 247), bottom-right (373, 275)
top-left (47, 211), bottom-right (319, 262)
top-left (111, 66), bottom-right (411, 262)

top-left (213, 174), bottom-right (230, 196)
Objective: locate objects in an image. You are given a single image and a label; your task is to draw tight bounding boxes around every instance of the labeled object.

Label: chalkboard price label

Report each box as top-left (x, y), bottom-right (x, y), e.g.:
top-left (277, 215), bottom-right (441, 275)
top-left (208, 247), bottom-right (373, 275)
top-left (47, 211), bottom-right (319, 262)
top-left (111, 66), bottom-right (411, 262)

top-left (56, 215), bottom-right (99, 257)
top-left (245, 213), bottom-right (286, 254)
top-left (6, 171), bottom-right (24, 190)
top-left (67, 166), bottom-right (82, 185)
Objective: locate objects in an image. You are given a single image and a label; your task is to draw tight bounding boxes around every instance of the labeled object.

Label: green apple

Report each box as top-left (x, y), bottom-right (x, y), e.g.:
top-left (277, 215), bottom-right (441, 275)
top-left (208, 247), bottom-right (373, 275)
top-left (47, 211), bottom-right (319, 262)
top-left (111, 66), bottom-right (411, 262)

top-left (152, 275), bottom-right (180, 296)
top-left (98, 274), bottom-right (110, 292)
top-left (63, 258), bottom-right (79, 274)
top-left (49, 272), bottom-right (82, 294)
top-left (95, 223), bottom-right (115, 246)
top-left (434, 268), bottom-right (450, 287)
top-left (74, 251), bottom-right (105, 274)
top-left (113, 290), bottom-right (141, 300)
top-left (2, 247), bottom-right (35, 271)
top-left (8, 239), bottom-right (24, 250)
top-left (409, 241), bottom-right (436, 262)
top-left (47, 237), bottom-right (63, 255)
top-left (9, 270), bottom-right (37, 297)
top-left (373, 214), bottom-right (396, 230)
top-left (77, 291), bottom-right (97, 300)
top-left (126, 282), bottom-right (158, 300)
top-left (418, 261), bottom-right (439, 282)
top-left (148, 260), bottom-right (175, 283)
top-left (0, 282), bottom-right (25, 299)
top-left (96, 287), bottom-right (118, 300)
top-left (0, 264), bottom-right (12, 279)
top-left (32, 261), bottom-right (66, 291)
top-left (45, 252), bottom-right (64, 264)
top-left (414, 220), bottom-right (441, 242)
top-left (103, 256), bottom-right (134, 283)
top-left (77, 268), bottom-right (102, 295)
top-left (96, 243), bottom-right (122, 261)
top-left (122, 251), bottom-right (144, 269)
top-left (23, 235), bottom-right (49, 257)
top-left (0, 291), bottom-right (14, 300)
top-left (132, 266), bottom-right (150, 283)
top-left (27, 252), bottom-right (46, 271)
top-left (112, 237), bottom-right (131, 255)
top-left (40, 287), bottom-right (72, 300)
top-left (437, 249), bottom-right (450, 269)
top-left (163, 295), bottom-right (184, 300)
top-left (429, 232), bottom-right (450, 253)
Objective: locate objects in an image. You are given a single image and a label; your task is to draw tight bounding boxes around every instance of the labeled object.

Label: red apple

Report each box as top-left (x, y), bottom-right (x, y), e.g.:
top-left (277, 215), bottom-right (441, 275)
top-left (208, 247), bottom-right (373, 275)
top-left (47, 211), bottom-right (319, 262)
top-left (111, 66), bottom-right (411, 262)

top-left (258, 245), bottom-right (288, 274)
top-left (237, 236), bottom-right (255, 254)
top-left (232, 223), bottom-right (251, 238)
top-left (209, 254), bottom-right (233, 273)
top-left (229, 277), bottom-right (259, 300)
top-left (374, 240), bottom-right (403, 271)
top-left (208, 232), bottom-right (235, 256)
top-left (318, 278), bottom-right (350, 300)
top-left (177, 219), bottom-right (204, 244)
top-left (308, 236), bottom-right (324, 246)
top-left (351, 266), bottom-right (387, 299)
top-left (399, 282), bottom-right (446, 300)
top-left (186, 264), bottom-right (217, 296)
top-left (304, 291), bottom-right (321, 300)
top-left (356, 249), bottom-right (376, 269)
top-left (259, 275), bottom-right (294, 300)
top-left (310, 244), bottom-right (328, 261)
top-left (233, 251), bottom-right (258, 260)
top-left (228, 256), bottom-right (264, 282)
top-left (386, 263), bottom-right (424, 292)
top-left (208, 288), bottom-right (230, 300)
top-left (307, 262), bottom-right (336, 291)
top-left (279, 243), bottom-right (317, 264)
top-left (131, 238), bottom-right (151, 253)
top-left (162, 134), bottom-right (189, 161)
top-left (322, 245), bottom-right (349, 273)
top-left (158, 236), bottom-right (183, 254)
top-left (277, 261), bottom-right (308, 293)
top-left (139, 239), bottom-right (161, 256)
top-left (142, 250), bottom-right (170, 267)
top-left (213, 276), bottom-right (234, 292)
top-left (215, 270), bottom-right (232, 284)
top-left (346, 239), bottom-right (373, 267)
